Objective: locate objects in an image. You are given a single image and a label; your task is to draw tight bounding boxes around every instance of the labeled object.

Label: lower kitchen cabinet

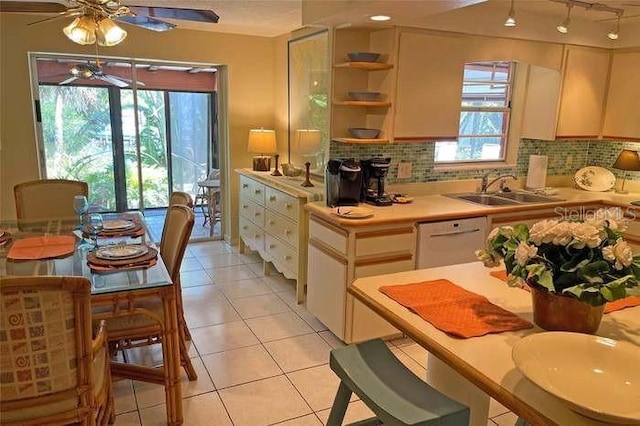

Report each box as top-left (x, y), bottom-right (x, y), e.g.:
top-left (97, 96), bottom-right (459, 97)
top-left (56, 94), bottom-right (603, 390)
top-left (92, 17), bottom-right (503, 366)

top-left (306, 215), bottom-right (416, 343)
top-left (236, 169), bottom-right (323, 303)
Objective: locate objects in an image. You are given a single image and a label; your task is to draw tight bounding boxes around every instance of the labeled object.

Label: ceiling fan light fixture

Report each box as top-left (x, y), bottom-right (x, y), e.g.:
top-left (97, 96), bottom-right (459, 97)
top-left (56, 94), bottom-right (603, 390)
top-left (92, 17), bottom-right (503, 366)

top-left (63, 16), bottom-right (96, 45)
top-left (97, 18), bottom-right (127, 46)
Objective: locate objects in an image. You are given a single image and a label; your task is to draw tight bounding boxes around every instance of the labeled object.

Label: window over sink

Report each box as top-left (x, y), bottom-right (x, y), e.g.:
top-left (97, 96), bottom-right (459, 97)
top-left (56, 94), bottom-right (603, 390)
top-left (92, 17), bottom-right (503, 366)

top-left (435, 61), bottom-right (514, 164)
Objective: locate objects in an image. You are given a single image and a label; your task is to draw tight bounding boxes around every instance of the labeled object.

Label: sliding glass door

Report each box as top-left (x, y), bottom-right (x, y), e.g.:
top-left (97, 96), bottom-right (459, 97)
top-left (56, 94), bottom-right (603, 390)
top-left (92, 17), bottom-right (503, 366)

top-left (34, 55), bottom-right (220, 239)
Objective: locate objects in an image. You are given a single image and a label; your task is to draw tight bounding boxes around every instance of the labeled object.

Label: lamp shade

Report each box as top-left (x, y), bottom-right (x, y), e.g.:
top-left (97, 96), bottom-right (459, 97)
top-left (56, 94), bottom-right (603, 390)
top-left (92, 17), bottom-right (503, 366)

top-left (63, 16), bottom-right (96, 45)
top-left (247, 129), bottom-right (277, 154)
top-left (613, 150), bottom-right (640, 171)
top-left (97, 18), bottom-right (127, 46)
top-left (296, 129), bottom-right (321, 154)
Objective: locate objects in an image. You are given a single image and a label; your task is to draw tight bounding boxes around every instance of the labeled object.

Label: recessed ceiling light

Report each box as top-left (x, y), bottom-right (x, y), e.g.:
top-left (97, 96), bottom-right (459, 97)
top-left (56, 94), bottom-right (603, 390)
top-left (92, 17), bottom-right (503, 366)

top-left (370, 15), bottom-right (391, 22)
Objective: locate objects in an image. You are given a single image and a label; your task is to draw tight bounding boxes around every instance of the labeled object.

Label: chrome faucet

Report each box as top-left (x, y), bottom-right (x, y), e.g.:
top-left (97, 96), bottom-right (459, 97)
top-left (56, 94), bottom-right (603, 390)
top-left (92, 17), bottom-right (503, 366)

top-left (480, 173), bottom-right (517, 193)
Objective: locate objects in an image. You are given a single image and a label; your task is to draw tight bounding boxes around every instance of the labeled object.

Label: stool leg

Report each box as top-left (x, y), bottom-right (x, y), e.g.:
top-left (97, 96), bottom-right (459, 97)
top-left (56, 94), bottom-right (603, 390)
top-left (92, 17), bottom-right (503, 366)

top-left (327, 382), bottom-right (352, 426)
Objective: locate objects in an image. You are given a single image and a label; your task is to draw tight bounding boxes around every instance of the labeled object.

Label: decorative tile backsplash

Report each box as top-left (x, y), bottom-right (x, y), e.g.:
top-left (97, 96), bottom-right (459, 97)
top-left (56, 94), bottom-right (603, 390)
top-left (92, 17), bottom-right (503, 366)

top-left (329, 139), bottom-right (640, 184)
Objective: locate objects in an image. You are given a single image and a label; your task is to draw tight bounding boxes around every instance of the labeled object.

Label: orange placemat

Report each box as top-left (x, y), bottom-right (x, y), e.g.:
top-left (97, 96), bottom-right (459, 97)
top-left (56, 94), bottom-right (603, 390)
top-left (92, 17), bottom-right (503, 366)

top-left (380, 279), bottom-right (533, 339)
top-left (489, 270), bottom-right (640, 314)
top-left (89, 258), bottom-right (157, 274)
top-left (7, 236), bottom-right (76, 260)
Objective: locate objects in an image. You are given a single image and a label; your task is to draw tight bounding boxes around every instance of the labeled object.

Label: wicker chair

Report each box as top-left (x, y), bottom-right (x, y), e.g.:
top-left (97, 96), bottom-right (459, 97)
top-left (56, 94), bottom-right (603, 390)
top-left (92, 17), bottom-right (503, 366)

top-left (14, 179), bottom-right (88, 222)
top-left (0, 276), bottom-right (114, 425)
top-left (96, 205), bottom-right (197, 381)
top-left (194, 169), bottom-right (220, 225)
top-left (159, 191), bottom-right (193, 246)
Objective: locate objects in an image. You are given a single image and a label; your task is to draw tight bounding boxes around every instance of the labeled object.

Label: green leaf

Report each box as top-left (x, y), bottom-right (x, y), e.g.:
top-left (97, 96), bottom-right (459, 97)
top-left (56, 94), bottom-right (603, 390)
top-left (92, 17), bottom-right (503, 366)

top-left (514, 223), bottom-right (529, 241)
top-left (577, 260), bottom-right (610, 283)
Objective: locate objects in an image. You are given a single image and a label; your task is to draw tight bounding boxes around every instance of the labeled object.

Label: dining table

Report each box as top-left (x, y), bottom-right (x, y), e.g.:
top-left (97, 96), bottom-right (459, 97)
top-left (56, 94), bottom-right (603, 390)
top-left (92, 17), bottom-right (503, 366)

top-left (348, 261), bottom-right (640, 426)
top-left (0, 214), bottom-right (185, 425)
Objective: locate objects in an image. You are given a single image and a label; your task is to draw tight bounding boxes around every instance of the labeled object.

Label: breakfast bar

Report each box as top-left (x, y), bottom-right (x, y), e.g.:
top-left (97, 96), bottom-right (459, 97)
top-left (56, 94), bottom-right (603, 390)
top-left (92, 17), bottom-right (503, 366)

top-left (348, 261), bottom-right (640, 426)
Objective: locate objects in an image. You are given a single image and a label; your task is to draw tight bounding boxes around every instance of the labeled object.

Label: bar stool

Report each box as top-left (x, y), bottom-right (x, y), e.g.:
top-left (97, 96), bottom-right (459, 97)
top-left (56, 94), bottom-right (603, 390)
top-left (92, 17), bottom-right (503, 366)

top-left (327, 339), bottom-right (470, 426)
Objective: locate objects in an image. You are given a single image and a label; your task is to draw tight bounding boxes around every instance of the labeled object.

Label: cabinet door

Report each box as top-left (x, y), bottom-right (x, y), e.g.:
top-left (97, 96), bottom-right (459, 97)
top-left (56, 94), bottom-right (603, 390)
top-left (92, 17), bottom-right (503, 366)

top-left (602, 51), bottom-right (640, 140)
top-left (307, 243), bottom-right (348, 340)
top-left (520, 65), bottom-right (561, 141)
top-left (394, 31), bottom-right (465, 139)
top-left (556, 47), bottom-right (610, 138)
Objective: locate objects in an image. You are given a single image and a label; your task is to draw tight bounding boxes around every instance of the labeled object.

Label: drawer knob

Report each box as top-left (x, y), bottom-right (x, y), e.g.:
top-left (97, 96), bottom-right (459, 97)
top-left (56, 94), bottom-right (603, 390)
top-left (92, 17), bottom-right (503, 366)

top-left (270, 195), bottom-right (276, 201)
top-left (254, 234), bottom-right (260, 239)
top-left (285, 255), bottom-right (292, 260)
top-left (254, 212), bottom-right (261, 216)
top-left (242, 204), bottom-right (248, 209)
top-left (255, 189), bottom-right (261, 194)
top-left (269, 244), bottom-right (275, 249)
top-left (269, 220), bottom-right (274, 225)
top-left (284, 229), bottom-right (291, 235)
top-left (242, 184), bottom-right (249, 188)
top-left (242, 225), bottom-right (247, 230)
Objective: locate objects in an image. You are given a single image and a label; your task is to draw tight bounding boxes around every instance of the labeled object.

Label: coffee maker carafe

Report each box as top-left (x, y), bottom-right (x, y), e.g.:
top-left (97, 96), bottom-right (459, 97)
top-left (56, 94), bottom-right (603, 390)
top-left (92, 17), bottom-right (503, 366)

top-left (325, 159), bottom-right (363, 207)
top-left (361, 157), bottom-right (393, 206)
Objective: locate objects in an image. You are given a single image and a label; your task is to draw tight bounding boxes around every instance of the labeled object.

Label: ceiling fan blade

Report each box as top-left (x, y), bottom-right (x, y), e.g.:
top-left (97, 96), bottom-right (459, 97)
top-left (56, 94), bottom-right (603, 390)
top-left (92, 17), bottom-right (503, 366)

top-left (59, 76), bottom-right (79, 85)
top-left (127, 6), bottom-right (219, 23)
top-left (0, 1), bottom-right (68, 13)
top-left (116, 15), bottom-right (176, 32)
top-left (28, 10), bottom-right (82, 26)
top-left (100, 75), bottom-right (131, 88)
top-left (103, 74), bottom-right (146, 87)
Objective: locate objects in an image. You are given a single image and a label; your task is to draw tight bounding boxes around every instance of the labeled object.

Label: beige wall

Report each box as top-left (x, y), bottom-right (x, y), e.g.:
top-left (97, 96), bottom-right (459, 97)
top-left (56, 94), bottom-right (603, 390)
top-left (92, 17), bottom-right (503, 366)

top-left (0, 14), bottom-right (290, 244)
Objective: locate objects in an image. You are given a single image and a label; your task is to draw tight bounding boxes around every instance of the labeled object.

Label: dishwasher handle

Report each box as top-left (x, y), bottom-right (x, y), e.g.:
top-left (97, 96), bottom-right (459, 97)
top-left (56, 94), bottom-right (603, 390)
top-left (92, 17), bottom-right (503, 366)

top-left (428, 228), bottom-right (482, 238)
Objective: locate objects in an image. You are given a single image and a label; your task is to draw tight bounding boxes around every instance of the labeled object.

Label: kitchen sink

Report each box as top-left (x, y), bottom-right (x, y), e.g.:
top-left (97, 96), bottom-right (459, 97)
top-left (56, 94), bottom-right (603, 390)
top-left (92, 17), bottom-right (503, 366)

top-left (445, 191), bottom-right (563, 207)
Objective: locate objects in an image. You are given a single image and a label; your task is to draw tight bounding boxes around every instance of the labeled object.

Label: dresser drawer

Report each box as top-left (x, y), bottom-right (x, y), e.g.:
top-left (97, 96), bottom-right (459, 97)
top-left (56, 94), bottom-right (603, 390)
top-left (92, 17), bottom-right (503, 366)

top-left (239, 217), bottom-right (264, 253)
top-left (266, 187), bottom-right (298, 222)
top-left (240, 175), bottom-right (266, 205)
top-left (239, 197), bottom-right (265, 228)
top-left (265, 211), bottom-right (299, 249)
top-left (265, 234), bottom-right (298, 277)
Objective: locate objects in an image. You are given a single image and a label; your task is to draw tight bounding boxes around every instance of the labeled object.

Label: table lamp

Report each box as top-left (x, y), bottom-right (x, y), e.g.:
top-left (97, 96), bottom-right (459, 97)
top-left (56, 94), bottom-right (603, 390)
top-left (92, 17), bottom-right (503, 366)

top-left (296, 129), bottom-right (321, 169)
top-left (248, 128), bottom-right (277, 171)
top-left (612, 149), bottom-right (640, 194)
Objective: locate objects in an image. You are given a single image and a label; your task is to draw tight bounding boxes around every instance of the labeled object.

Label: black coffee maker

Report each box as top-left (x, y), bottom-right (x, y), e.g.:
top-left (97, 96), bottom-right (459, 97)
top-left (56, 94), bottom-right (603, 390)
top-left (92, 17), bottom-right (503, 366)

top-left (361, 157), bottom-right (393, 206)
top-left (325, 159), bottom-right (363, 207)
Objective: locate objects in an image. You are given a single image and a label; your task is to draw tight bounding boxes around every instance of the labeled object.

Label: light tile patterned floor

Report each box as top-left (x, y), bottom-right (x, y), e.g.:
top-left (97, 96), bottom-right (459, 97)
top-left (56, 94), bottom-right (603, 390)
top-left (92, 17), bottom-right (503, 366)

top-left (112, 240), bottom-right (515, 425)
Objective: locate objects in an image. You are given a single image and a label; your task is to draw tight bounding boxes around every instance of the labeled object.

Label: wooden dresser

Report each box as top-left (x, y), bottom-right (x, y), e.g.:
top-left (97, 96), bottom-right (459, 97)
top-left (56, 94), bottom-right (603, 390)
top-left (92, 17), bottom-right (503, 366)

top-left (236, 169), bottom-right (323, 303)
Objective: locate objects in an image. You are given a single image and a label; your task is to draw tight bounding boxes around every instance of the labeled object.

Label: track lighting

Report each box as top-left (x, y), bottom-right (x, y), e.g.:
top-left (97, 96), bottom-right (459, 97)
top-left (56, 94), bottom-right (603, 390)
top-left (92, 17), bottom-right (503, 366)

top-left (504, 0), bottom-right (516, 27)
top-left (608, 12), bottom-right (621, 40)
top-left (557, 4), bottom-right (572, 34)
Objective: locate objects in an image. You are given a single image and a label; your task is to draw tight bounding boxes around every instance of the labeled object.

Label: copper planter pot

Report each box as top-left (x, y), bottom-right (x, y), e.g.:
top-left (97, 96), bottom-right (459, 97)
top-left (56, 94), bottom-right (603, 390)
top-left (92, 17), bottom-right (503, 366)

top-left (530, 286), bottom-right (605, 334)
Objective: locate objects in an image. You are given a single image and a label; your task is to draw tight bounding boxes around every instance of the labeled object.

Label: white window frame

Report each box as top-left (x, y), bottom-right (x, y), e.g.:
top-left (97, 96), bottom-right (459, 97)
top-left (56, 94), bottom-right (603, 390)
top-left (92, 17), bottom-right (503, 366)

top-left (435, 60), bottom-right (520, 169)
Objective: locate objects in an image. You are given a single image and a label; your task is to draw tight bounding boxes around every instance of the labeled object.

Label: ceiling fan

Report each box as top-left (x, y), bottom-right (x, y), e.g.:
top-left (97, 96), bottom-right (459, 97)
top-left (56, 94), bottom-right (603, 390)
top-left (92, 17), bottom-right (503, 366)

top-left (48, 62), bottom-right (145, 87)
top-left (0, 0), bottom-right (219, 46)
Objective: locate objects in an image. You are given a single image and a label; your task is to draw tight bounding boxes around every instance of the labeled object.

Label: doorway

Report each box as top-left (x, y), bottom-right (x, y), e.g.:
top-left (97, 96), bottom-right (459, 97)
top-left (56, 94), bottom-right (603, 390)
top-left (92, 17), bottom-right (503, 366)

top-left (31, 54), bottom-right (221, 240)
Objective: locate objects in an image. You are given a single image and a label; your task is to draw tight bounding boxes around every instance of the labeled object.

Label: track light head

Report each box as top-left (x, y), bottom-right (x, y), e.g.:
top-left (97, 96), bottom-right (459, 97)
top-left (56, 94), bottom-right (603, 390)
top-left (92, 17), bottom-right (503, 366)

top-left (504, 0), bottom-right (516, 27)
top-left (557, 4), bottom-right (572, 34)
top-left (607, 12), bottom-right (622, 40)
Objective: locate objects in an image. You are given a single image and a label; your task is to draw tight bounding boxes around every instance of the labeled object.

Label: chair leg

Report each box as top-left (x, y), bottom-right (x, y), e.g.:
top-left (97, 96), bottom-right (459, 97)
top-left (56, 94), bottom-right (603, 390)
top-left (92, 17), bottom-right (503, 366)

top-left (179, 334), bottom-right (198, 381)
top-left (327, 382), bottom-right (352, 426)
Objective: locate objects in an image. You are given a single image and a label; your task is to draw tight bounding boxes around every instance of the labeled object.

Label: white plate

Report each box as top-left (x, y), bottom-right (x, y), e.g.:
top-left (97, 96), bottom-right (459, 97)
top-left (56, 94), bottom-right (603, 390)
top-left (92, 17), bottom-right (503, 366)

top-left (96, 245), bottom-right (148, 260)
top-left (574, 166), bottom-right (616, 192)
top-left (331, 206), bottom-right (374, 219)
top-left (102, 220), bottom-right (136, 231)
top-left (512, 332), bottom-right (640, 424)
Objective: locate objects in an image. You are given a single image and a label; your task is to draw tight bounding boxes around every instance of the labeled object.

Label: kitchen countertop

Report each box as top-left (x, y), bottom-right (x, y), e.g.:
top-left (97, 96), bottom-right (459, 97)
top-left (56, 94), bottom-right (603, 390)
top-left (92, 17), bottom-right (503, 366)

top-left (305, 188), bottom-right (640, 227)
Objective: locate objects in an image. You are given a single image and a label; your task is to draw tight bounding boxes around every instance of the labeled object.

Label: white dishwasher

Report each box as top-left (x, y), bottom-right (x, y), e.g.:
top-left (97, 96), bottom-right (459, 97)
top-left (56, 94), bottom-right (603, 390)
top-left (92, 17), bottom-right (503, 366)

top-left (416, 217), bottom-right (488, 268)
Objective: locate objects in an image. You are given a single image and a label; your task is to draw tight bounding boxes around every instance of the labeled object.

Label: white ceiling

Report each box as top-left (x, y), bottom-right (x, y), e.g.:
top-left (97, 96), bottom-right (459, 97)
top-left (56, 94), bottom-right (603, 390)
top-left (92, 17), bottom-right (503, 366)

top-left (5, 0), bottom-right (640, 47)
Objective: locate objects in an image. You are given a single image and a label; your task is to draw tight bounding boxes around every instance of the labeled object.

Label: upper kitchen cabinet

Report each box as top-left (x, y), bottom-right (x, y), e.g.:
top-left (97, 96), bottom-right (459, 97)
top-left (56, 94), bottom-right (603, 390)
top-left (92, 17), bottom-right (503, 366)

top-left (394, 31), bottom-right (466, 140)
top-left (556, 46), bottom-right (610, 139)
top-left (602, 51), bottom-right (640, 140)
top-left (520, 64), bottom-right (562, 141)
top-left (331, 27), bottom-right (397, 144)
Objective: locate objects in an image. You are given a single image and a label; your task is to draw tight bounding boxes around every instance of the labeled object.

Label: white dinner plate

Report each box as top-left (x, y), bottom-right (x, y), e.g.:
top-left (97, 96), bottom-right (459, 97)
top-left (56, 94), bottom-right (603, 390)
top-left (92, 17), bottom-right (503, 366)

top-left (331, 206), bottom-right (374, 219)
top-left (512, 332), bottom-right (640, 424)
top-left (96, 245), bottom-right (148, 260)
top-left (102, 220), bottom-right (136, 231)
top-left (573, 166), bottom-right (616, 192)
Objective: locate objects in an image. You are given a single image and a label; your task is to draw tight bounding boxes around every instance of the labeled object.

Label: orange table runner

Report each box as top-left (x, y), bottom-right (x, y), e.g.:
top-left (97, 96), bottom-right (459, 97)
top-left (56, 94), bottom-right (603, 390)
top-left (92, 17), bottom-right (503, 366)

top-left (380, 279), bottom-right (533, 339)
top-left (489, 270), bottom-right (640, 314)
top-left (7, 236), bottom-right (76, 260)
